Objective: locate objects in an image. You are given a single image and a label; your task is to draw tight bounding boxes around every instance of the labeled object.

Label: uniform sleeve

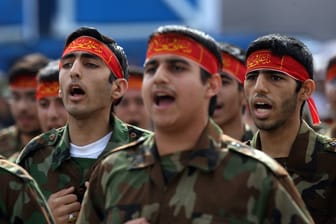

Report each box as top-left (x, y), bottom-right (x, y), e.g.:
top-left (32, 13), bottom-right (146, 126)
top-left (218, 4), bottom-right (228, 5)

top-left (0, 169), bottom-right (55, 224)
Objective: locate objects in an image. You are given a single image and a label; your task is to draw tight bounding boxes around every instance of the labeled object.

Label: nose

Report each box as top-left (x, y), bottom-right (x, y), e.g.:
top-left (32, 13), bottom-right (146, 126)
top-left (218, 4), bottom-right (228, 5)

top-left (253, 73), bottom-right (269, 93)
top-left (69, 59), bottom-right (82, 80)
top-left (153, 64), bottom-right (169, 83)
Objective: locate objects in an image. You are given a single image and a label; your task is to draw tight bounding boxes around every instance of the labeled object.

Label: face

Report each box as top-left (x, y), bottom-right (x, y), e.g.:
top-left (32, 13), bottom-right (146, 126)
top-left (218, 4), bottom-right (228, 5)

top-left (59, 52), bottom-right (117, 119)
top-left (325, 80), bottom-right (336, 118)
top-left (213, 73), bottom-right (245, 126)
top-left (37, 95), bottom-right (68, 132)
top-left (244, 70), bottom-right (301, 131)
top-left (114, 89), bottom-right (151, 129)
top-left (143, 54), bottom-right (219, 131)
top-left (8, 87), bottom-right (40, 134)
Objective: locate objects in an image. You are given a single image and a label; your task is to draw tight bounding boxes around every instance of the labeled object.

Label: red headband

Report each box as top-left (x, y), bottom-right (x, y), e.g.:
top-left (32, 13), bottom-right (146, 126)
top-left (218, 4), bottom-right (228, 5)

top-left (128, 76), bottom-right (142, 90)
top-left (221, 52), bottom-right (246, 84)
top-left (61, 36), bottom-right (124, 79)
top-left (246, 50), bottom-right (320, 125)
top-left (36, 81), bottom-right (59, 100)
top-left (326, 64), bottom-right (336, 81)
top-left (146, 33), bottom-right (219, 74)
top-left (9, 76), bottom-right (37, 89)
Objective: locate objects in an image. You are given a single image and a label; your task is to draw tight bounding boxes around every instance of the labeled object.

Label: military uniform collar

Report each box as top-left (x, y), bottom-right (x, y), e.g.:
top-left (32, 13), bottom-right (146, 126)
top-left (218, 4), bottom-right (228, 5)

top-left (129, 119), bottom-right (223, 172)
top-left (251, 120), bottom-right (319, 170)
top-left (51, 117), bottom-right (130, 170)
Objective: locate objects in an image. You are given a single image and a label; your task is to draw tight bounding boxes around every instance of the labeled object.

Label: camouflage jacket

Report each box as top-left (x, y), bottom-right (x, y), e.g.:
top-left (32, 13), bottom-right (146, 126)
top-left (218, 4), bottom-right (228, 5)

top-left (16, 117), bottom-right (152, 203)
top-left (0, 156), bottom-right (55, 224)
top-left (0, 125), bottom-right (22, 158)
top-left (78, 119), bottom-right (313, 224)
top-left (248, 120), bottom-right (336, 223)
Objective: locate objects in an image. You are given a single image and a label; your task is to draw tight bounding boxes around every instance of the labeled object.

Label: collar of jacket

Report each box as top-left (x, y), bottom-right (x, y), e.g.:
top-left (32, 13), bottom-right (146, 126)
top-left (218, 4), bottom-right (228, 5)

top-left (128, 119), bottom-right (224, 172)
top-left (50, 116), bottom-right (132, 170)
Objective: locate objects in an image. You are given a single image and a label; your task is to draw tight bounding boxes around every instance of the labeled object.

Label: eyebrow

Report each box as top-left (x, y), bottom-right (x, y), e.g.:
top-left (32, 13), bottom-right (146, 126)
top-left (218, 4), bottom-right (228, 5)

top-left (220, 73), bottom-right (234, 81)
top-left (145, 57), bottom-right (190, 67)
top-left (61, 52), bottom-right (101, 61)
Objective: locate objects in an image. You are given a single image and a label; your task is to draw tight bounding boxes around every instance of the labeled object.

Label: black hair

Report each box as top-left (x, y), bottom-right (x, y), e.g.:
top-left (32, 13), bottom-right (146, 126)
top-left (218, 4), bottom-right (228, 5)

top-left (148, 25), bottom-right (222, 71)
top-left (64, 26), bottom-right (129, 81)
top-left (326, 55), bottom-right (336, 73)
top-left (8, 53), bottom-right (49, 84)
top-left (37, 60), bottom-right (59, 83)
top-left (246, 33), bottom-right (313, 79)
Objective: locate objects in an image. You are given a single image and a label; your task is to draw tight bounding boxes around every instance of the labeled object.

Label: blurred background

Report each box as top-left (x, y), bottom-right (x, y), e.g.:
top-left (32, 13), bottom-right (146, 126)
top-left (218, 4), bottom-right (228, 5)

top-left (0, 0), bottom-right (335, 120)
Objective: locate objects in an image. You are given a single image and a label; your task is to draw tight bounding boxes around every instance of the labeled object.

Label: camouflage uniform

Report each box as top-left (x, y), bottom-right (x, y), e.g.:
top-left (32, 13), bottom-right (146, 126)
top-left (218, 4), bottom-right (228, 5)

top-left (248, 120), bottom-right (336, 223)
top-left (0, 125), bottom-right (22, 158)
top-left (78, 119), bottom-right (313, 224)
top-left (0, 156), bottom-right (55, 223)
top-left (17, 117), bottom-right (151, 203)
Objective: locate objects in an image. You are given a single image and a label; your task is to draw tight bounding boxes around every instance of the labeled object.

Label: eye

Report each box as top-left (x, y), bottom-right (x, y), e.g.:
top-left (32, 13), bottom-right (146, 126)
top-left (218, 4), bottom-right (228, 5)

top-left (84, 61), bottom-right (99, 68)
top-left (38, 99), bottom-right (49, 109)
top-left (61, 62), bottom-right (73, 69)
top-left (171, 63), bottom-right (186, 73)
top-left (245, 72), bottom-right (258, 81)
top-left (271, 74), bottom-right (284, 81)
top-left (144, 64), bottom-right (156, 75)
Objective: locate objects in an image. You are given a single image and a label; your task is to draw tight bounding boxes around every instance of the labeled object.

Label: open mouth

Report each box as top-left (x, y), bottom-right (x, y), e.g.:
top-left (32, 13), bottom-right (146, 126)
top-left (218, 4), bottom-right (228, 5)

top-left (153, 93), bottom-right (175, 106)
top-left (254, 102), bottom-right (272, 110)
top-left (70, 86), bottom-right (85, 96)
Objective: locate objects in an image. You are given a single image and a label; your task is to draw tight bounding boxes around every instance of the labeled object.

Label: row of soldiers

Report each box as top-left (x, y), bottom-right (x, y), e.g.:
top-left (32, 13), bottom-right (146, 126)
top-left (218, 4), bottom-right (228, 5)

top-left (0, 24), bottom-right (335, 223)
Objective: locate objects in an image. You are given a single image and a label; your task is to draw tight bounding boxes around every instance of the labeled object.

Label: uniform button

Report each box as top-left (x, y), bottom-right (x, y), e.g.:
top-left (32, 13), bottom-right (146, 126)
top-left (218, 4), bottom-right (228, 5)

top-left (49, 134), bottom-right (56, 141)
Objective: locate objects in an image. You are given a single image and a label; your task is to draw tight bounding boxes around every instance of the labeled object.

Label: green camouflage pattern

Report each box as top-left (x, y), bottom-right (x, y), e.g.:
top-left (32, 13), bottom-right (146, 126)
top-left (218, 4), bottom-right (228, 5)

top-left (0, 156), bottom-right (55, 224)
top-left (248, 120), bottom-right (336, 223)
top-left (0, 125), bottom-right (22, 158)
top-left (16, 117), bottom-right (152, 203)
top-left (78, 119), bottom-right (313, 224)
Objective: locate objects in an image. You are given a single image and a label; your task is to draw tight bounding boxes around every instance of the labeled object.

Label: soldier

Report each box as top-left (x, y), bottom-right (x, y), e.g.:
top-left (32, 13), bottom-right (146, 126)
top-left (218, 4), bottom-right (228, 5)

top-left (113, 65), bottom-right (152, 130)
top-left (244, 33), bottom-right (336, 223)
top-left (0, 155), bottom-right (55, 223)
top-left (212, 42), bottom-right (254, 141)
top-left (0, 53), bottom-right (49, 158)
top-left (17, 27), bottom-right (151, 224)
top-left (324, 55), bottom-right (336, 137)
top-left (77, 25), bottom-right (313, 223)
top-left (36, 59), bottom-right (68, 132)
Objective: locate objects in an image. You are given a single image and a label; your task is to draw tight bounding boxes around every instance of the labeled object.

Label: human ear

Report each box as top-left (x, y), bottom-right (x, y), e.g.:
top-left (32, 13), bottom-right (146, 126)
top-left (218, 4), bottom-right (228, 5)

top-left (206, 73), bottom-right (222, 98)
top-left (300, 79), bottom-right (315, 100)
top-left (111, 78), bottom-right (128, 100)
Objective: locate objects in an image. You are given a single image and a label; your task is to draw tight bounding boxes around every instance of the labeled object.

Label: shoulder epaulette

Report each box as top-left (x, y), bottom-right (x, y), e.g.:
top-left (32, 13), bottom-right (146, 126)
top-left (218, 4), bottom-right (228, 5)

top-left (100, 135), bottom-right (149, 161)
top-left (221, 134), bottom-right (288, 177)
top-left (17, 127), bottom-right (63, 163)
top-left (0, 158), bottom-right (34, 182)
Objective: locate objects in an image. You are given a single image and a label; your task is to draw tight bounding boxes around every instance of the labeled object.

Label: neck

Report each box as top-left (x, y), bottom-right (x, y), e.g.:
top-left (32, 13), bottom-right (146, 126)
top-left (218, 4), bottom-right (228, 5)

top-left (219, 114), bottom-right (245, 141)
top-left (259, 118), bottom-right (301, 158)
top-left (68, 113), bottom-right (111, 146)
top-left (20, 131), bottom-right (39, 145)
top-left (155, 117), bottom-right (209, 156)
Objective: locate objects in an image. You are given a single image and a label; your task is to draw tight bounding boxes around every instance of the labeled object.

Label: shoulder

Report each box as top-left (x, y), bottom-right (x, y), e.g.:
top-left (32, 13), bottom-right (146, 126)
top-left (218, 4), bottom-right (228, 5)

top-left (17, 127), bottom-right (65, 163)
top-left (0, 125), bottom-right (18, 142)
top-left (221, 134), bottom-right (288, 177)
top-left (0, 158), bottom-right (34, 183)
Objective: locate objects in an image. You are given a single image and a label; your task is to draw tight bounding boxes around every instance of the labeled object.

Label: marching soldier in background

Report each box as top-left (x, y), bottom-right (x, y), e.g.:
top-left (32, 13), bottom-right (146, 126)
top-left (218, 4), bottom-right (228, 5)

top-left (245, 33), bottom-right (336, 223)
